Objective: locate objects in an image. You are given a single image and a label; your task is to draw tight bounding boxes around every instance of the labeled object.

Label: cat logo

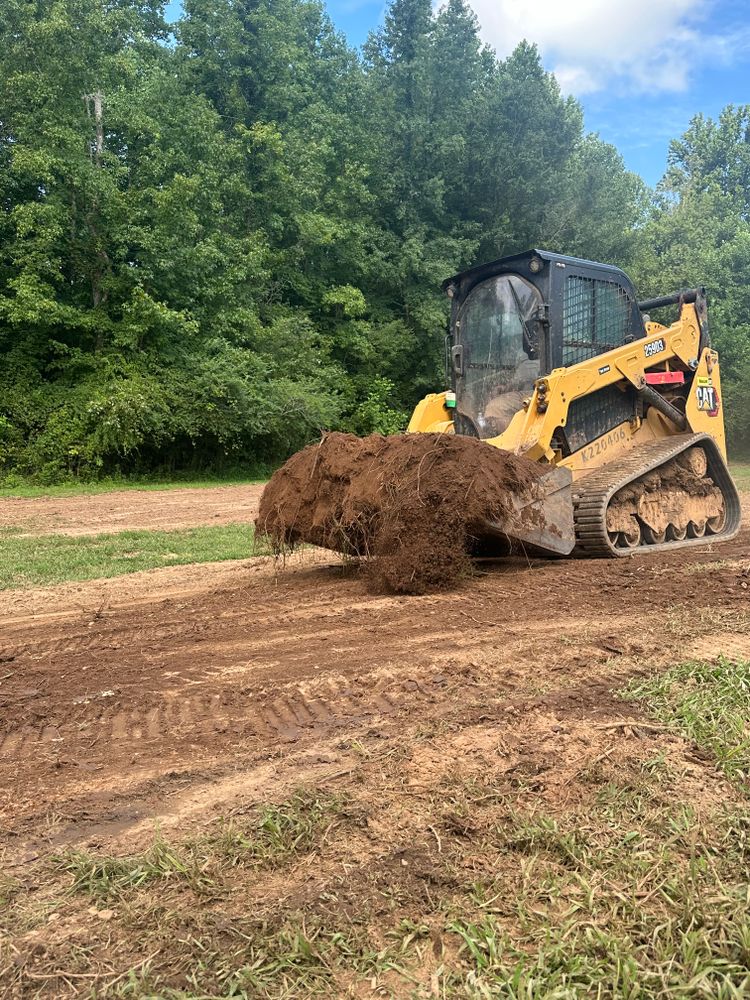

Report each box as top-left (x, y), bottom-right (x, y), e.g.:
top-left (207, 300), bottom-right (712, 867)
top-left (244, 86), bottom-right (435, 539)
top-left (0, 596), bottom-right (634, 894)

top-left (696, 384), bottom-right (720, 416)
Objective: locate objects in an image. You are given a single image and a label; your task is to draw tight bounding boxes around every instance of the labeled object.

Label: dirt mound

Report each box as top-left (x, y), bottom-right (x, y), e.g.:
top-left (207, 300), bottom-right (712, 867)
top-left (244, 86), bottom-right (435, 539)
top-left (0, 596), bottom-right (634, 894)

top-left (255, 432), bottom-right (544, 593)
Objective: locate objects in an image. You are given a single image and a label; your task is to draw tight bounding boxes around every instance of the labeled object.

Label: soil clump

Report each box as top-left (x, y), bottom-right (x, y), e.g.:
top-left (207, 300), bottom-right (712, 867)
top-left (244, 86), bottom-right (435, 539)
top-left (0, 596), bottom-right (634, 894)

top-left (255, 432), bottom-right (543, 593)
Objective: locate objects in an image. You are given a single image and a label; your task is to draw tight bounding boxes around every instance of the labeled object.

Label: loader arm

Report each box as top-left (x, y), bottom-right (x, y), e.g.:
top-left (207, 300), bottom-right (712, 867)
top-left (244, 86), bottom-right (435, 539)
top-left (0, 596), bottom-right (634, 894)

top-left (490, 301), bottom-right (728, 477)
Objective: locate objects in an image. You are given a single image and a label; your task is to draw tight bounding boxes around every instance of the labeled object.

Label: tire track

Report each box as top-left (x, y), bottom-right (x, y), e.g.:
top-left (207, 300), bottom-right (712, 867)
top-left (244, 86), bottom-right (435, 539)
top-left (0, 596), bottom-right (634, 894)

top-left (0, 613), bottom-right (690, 761)
top-left (0, 665), bottom-right (444, 758)
top-left (1, 520), bottom-right (747, 846)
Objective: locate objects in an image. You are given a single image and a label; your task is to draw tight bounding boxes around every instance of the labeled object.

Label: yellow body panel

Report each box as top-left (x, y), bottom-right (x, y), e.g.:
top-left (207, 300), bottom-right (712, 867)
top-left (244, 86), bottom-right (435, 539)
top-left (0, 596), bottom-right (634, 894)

top-left (408, 301), bottom-right (728, 474)
top-left (684, 349), bottom-right (727, 457)
top-left (407, 391), bottom-right (455, 434)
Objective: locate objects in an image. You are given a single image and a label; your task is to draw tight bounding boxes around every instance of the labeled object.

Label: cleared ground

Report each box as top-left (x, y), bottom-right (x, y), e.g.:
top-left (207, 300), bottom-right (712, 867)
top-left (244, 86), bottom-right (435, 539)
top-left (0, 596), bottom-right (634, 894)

top-left (1, 480), bottom-right (749, 996)
top-left (0, 483), bottom-right (265, 536)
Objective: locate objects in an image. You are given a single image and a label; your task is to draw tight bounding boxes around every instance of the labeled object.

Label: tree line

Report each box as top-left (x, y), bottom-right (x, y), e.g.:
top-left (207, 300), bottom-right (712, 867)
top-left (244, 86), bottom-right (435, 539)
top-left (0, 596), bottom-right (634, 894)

top-left (1, 0), bottom-right (748, 481)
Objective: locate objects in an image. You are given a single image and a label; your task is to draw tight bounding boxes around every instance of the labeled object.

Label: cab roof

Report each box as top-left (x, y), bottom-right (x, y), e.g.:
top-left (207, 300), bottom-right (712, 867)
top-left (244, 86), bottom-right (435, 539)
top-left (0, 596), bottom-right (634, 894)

top-left (442, 248), bottom-right (630, 293)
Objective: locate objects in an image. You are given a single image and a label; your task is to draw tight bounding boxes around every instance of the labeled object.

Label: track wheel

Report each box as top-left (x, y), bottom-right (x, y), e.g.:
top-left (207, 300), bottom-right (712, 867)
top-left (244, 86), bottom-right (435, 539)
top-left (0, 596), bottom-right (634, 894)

top-left (688, 520), bottom-right (707, 538)
top-left (677, 447), bottom-right (708, 478)
top-left (707, 509), bottom-right (727, 534)
top-left (617, 521), bottom-right (641, 549)
top-left (641, 523), bottom-right (667, 545)
top-left (668, 523), bottom-right (688, 541)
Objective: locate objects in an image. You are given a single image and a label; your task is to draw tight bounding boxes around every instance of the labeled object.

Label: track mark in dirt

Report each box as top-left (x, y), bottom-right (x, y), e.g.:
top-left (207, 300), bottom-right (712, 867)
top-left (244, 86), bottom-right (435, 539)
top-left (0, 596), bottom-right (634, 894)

top-left (0, 664), bottom-right (438, 759)
top-left (0, 605), bottom-right (644, 763)
top-left (0, 494), bottom-right (747, 860)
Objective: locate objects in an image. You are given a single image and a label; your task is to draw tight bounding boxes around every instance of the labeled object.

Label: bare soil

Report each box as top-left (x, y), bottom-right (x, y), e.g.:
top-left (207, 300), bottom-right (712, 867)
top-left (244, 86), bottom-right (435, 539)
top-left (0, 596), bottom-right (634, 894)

top-left (0, 483), bottom-right (265, 536)
top-left (1, 488), bottom-right (748, 857)
top-left (1, 481), bottom-right (749, 994)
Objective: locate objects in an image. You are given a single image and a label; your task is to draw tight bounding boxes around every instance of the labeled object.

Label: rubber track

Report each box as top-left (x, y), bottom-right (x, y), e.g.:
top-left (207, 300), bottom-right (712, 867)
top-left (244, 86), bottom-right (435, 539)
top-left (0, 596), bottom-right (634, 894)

top-left (572, 432), bottom-right (742, 558)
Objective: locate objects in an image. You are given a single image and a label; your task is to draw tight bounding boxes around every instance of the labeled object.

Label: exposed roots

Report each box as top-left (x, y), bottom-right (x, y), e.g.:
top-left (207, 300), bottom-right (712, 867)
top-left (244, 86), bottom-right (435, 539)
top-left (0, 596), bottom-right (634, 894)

top-left (255, 432), bottom-right (543, 594)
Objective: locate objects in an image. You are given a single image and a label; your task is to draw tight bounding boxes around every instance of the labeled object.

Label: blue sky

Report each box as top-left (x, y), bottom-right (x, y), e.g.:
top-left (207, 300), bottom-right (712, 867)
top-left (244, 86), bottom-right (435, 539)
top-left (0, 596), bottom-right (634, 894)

top-left (167, 0), bottom-right (750, 187)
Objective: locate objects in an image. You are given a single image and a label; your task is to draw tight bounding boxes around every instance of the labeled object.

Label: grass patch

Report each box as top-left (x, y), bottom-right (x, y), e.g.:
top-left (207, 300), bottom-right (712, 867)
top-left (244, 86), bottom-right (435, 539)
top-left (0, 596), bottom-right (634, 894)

top-left (428, 657), bottom-right (750, 994)
top-left (440, 777), bottom-right (750, 997)
top-left (104, 921), bottom-right (396, 999)
top-left (58, 791), bottom-right (341, 901)
top-left (623, 657), bottom-right (750, 783)
top-left (59, 839), bottom-right (206, 898)
top-left (42, 770), bottom-right (750, 997)
top-left (731, 461), bottom-right (750, 492)
top-left (207, 791), bottom-right (339, 867)
top-left (0, 469), bottom-right (270, 498)
top-left (0, 522), bottom-right (267, 589)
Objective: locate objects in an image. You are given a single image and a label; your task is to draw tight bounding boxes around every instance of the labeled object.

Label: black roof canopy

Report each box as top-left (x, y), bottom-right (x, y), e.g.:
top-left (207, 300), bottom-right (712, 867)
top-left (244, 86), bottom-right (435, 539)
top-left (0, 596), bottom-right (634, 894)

top-left (442, 248), bottom-right (636, 298)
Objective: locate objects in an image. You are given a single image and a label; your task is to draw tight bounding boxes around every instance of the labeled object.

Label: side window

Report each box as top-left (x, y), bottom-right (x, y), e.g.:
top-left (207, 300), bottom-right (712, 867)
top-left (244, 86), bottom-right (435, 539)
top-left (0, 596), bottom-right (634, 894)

top-left (563, 275), bottom-right (633, 365)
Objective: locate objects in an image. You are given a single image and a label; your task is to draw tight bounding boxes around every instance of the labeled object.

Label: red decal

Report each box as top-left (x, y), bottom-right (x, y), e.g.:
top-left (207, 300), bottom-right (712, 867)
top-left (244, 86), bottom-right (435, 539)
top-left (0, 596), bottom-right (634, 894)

top-left (644, 371), bottom-right (685, 385)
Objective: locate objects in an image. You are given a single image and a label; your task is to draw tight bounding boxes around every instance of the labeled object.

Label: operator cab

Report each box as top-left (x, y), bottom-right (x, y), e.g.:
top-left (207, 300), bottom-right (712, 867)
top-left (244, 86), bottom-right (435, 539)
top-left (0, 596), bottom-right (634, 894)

top-left (444, 249), bottom-right (646, 440)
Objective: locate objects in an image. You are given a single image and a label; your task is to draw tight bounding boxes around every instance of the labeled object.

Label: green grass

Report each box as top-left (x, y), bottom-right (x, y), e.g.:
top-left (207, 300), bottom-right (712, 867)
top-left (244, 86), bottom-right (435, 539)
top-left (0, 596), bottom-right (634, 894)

top-left (0, 470), bottom-right (269, 498)
top-left (624, 657), bottom-right (750, 783)
top-left (48, 766), bottom-right (750, 998)
top-left (731, 461), bottom-right (750, 491)
top-left (106, 922), bottom-right (392, 1000)
top-left (437, 763), bottom-right (750, 997)
top-left (0, 522), bottom-right (267, 589)
top-left (59, 839), bottom-right (207, 898)
top-left (58, 792), bottom-right (341, 901)
top-left (207, 792), bottom-right (340, 868)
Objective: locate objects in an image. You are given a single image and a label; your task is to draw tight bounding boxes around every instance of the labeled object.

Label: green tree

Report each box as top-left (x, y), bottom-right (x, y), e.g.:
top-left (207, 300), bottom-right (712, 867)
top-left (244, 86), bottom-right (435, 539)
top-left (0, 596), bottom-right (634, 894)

top-left (1, 0), bottom-right (717, 480)
top-left (0, 0), bottom-right (343, 477)
top-left (636, 107), bottom-right (750, 451)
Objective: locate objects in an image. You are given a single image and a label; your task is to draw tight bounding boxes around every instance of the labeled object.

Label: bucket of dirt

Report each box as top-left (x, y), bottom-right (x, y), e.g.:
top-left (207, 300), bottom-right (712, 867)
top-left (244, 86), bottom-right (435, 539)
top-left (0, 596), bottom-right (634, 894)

top-left (255, 432), bottom-right (573, 594)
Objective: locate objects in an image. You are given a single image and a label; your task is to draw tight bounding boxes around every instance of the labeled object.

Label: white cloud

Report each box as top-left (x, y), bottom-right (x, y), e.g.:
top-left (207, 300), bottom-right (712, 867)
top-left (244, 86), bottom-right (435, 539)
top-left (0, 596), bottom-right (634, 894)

top-left (460, 0), bottom-right (750, 95)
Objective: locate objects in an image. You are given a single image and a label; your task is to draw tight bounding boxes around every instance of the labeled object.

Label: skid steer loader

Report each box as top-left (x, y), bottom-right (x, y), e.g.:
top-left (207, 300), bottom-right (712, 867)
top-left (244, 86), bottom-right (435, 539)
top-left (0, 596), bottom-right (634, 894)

top-left (405, 249), bottom-right (741, 557)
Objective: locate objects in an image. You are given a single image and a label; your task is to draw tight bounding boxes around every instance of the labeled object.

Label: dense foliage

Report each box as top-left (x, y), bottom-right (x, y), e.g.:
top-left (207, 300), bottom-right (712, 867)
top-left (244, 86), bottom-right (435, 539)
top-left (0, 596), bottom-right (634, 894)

top-left (0, 0), bottom-right (747, 480)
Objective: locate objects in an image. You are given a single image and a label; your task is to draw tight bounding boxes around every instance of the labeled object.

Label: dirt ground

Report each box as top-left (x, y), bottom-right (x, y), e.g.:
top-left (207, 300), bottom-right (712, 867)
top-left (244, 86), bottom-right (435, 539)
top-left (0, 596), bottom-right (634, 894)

top-left (1, 485), bottom-right (748, 857)
top-left (1, 483), bottom-right (749, 994)
top-left (0, 484), bottom-right (265, 536)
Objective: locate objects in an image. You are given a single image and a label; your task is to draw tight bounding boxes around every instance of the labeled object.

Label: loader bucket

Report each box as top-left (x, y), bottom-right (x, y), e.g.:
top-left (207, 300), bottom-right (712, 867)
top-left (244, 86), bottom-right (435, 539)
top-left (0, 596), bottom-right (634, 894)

top-left (473, 465), bottom-right (575, 557)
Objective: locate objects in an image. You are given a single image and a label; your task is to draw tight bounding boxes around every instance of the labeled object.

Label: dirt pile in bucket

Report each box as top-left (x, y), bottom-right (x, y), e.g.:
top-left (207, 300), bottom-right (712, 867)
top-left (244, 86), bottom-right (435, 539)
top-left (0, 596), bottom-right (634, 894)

top-left (255, 432), bottom-right (544, 594)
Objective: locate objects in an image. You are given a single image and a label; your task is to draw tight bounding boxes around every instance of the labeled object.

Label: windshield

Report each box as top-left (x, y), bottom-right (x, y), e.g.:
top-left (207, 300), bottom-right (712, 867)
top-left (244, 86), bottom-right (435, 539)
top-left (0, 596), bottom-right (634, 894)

top-left (455, 274), bottom-right (541, 439)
